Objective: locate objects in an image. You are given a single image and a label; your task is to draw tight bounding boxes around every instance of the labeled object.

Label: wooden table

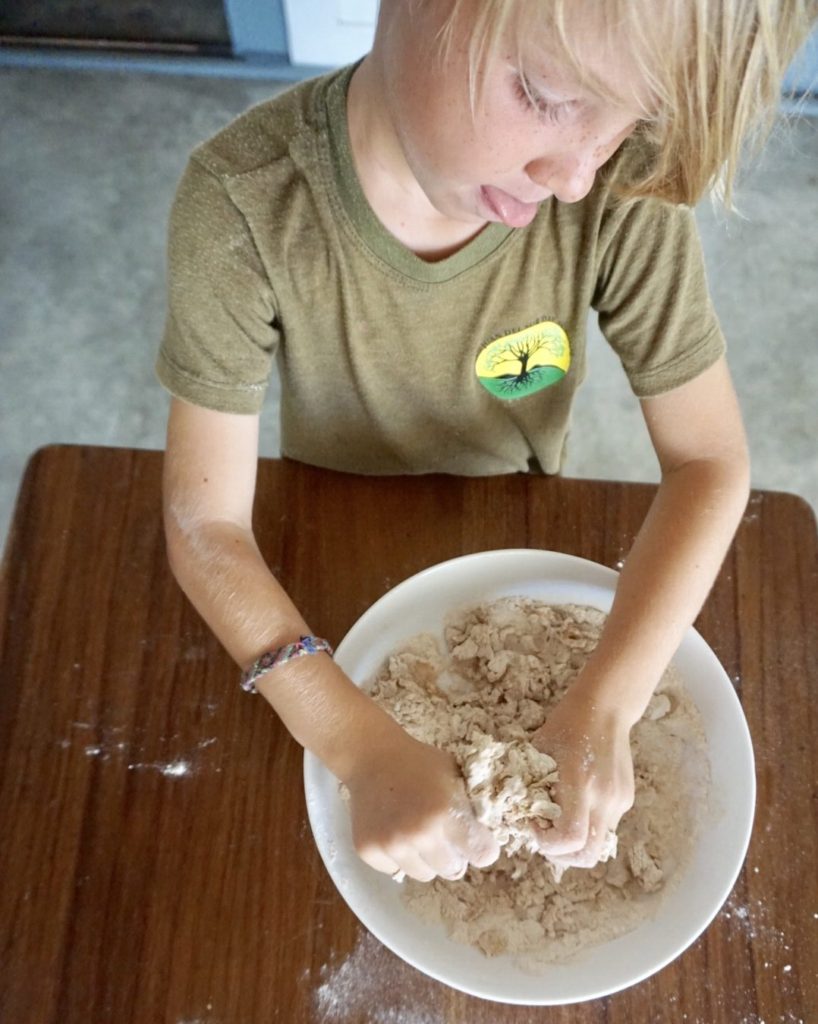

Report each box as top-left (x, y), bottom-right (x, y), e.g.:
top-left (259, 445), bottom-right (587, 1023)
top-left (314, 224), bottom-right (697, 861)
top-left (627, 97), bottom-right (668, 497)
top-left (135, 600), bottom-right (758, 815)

top-left (1, 445), bottom-right (816, 1024)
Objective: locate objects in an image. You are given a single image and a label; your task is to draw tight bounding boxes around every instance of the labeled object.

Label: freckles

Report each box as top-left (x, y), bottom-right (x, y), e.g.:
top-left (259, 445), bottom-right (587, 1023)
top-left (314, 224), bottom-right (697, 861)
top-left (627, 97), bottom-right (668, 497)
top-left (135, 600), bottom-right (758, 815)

top-left (590, 130), bottom-right (620, 162)
top-left (592, 124), bottom-right (634, 162)
top-left (574, 121), bottom-right (604, 153)
top-left (576, 130), bottom-right (607, 162)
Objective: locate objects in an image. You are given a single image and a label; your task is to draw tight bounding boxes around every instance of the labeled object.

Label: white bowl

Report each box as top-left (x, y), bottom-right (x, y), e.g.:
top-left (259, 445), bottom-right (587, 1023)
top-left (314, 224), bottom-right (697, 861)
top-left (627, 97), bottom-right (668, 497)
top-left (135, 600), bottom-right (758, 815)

top-left (304, 549), bottom-right (755, 1005)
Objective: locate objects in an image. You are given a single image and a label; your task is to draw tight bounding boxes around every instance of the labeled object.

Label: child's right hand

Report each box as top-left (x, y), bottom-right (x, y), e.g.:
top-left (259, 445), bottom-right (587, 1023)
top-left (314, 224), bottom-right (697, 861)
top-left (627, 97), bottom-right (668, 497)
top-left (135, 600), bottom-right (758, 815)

top-left (343, 731), bottom-right (500, 882)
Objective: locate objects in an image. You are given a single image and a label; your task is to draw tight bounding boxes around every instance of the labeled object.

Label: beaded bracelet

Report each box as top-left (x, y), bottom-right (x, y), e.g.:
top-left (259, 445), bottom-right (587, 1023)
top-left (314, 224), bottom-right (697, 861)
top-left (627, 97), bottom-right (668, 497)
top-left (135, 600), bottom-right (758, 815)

top-left (240, 635), bottom-right (334, 693)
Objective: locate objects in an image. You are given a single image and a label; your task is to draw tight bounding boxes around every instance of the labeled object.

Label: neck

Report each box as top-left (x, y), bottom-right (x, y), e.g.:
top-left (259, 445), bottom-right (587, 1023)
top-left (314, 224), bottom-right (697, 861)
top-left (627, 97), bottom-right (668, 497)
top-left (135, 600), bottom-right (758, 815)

top-left (346, 57), bottom-right (488, 262)
top-left (346, 57), bottom-right (426, 215)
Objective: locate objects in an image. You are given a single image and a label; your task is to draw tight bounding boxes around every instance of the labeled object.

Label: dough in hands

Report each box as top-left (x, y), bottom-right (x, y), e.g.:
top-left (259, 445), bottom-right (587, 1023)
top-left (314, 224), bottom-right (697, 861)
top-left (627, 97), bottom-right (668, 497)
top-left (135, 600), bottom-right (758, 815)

top-left (366, 597), bottom-right (708, 964)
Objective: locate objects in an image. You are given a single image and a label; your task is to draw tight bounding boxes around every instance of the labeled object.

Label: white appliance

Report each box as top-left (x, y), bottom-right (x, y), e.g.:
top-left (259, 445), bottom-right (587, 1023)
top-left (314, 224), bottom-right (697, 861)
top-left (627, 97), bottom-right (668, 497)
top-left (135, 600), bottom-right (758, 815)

top-left (282, 0), bottom-right (378, 66)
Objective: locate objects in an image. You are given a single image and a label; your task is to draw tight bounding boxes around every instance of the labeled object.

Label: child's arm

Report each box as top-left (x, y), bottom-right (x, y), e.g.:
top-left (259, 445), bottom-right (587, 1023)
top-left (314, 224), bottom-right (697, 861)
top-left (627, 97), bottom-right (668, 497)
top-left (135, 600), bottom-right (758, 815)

top-left (533, 355), bottom-right (750, 868)
top-left (163, 396), bottom-right (499, 880)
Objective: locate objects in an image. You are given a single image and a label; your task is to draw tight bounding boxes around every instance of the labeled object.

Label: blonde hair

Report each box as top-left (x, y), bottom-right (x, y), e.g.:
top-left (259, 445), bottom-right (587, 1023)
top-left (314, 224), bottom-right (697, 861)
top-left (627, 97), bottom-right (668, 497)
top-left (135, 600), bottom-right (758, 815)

top-left (435, 0), bottom-right (818, 207)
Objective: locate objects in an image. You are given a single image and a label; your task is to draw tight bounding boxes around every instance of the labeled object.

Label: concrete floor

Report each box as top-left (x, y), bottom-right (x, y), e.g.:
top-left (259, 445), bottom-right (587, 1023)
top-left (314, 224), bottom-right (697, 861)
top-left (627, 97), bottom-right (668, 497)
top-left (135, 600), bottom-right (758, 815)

top-left (1, 66), bottom-right (817, 552)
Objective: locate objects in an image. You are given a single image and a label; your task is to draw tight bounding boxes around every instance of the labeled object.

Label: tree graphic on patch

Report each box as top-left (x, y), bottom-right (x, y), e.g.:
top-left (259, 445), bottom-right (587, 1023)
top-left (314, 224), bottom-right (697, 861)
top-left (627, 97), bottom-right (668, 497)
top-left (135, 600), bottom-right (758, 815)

top-left (476, 320), bottom-right (571, 400)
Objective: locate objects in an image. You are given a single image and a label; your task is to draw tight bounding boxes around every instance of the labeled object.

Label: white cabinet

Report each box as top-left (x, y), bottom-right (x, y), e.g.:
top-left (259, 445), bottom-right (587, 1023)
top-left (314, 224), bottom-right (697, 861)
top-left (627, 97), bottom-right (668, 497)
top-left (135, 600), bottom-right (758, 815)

top-left (282, 0), bottom-right (378, 66)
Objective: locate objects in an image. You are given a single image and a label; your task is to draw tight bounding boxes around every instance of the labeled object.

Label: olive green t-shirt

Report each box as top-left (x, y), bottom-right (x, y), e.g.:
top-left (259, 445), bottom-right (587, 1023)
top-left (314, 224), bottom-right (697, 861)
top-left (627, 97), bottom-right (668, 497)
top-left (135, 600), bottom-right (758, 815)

top-left (156, 63), bottom-right (725, 476)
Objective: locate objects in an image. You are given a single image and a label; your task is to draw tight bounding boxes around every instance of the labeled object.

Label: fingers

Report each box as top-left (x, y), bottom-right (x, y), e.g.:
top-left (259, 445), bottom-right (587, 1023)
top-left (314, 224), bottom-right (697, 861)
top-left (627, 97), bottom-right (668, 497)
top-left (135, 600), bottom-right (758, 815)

top-left (357, 808), bottom-right (497, 883)
top-left (547, 816), bottom-right (612, 870)
top-left (444, 800), bottom-right (501, 868)
top-left (415, 836), bottom-right (470, 880)
top-left (537, 784), bottom-right (592, 858)
top-left (356, 845), bottom-right (403, 878)
top-left (357, 841), bottom-right (436, 882)
top-left (389, 848), bottom-right (437, 883)
top-left (584, 818), bottom-right (613, 866)
top-left (536, 772), bottom-right (627, 869)
top-left (539, 784), bottom-right (629, 870)
top-left (535, 741), bottom-right (634, 871)
top-left (348, 745), bottom-right (500, 883)
top-left (358, 835), bottom-right (471, 883)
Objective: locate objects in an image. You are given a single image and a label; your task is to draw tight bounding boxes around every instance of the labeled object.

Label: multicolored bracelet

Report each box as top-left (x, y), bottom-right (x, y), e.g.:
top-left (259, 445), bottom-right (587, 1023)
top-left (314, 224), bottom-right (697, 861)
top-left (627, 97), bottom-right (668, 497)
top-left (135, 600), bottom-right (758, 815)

top-left (240, 635), bottom-right (334, 693)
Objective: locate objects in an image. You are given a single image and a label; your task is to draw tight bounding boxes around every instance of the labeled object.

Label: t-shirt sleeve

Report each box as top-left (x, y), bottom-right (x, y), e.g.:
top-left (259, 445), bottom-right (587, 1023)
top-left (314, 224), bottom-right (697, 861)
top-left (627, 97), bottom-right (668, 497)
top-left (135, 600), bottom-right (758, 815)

top-left (592, 197), bottom-right (725, 398)
top-left (155, 154), bottom-right (279, 415)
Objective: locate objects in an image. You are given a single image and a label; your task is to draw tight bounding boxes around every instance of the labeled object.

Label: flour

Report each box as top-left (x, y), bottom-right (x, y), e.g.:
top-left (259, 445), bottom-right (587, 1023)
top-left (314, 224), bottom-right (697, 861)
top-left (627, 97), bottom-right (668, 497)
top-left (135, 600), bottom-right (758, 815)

top-left (314, 930), bottom-right (444, 1023)
top-left (367, 597), bottom-right (709, 966)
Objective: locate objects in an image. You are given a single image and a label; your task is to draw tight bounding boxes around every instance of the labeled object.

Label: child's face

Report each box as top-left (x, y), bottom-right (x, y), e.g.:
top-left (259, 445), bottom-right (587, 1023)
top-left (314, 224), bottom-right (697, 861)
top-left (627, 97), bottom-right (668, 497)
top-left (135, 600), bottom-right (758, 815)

top-left (381, 3), bottom-right (650, 227)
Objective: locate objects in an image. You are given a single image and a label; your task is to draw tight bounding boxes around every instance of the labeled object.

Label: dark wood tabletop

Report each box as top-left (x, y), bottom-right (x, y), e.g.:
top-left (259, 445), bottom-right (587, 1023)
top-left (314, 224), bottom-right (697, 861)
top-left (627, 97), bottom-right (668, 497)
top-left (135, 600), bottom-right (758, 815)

top-left (1, 445), bottom-right (816, 1024)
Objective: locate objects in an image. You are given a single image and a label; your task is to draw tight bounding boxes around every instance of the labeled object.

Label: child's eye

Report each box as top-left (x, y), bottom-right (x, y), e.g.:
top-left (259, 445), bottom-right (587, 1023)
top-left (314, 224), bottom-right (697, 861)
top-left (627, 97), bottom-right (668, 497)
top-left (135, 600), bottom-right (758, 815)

top-left (513, 74), bottom-right (568, 125)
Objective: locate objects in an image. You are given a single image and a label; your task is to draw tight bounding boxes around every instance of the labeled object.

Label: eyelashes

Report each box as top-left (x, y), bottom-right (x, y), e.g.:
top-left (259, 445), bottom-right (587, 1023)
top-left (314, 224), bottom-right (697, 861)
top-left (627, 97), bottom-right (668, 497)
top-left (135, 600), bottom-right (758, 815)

top-left (513, 74), bottom-right (569, 125)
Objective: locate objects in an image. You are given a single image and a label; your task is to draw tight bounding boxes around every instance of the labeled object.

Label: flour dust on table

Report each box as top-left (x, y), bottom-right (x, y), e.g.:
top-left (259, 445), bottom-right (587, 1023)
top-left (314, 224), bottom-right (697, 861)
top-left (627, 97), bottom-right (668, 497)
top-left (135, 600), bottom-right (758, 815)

top-left (367, 598), bottom-right (710, 967)
top-left (312, 929), bottom-right (445, 1024)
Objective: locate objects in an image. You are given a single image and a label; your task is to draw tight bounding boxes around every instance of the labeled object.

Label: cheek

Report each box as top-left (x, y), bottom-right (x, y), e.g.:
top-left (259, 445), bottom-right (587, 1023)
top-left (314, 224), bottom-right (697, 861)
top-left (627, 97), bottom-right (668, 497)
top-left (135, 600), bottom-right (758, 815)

top-left (408, 102), bottom-right (514, 183)
top-left (587, 117), bottom-right (638, 164)
top-left (471, 99), bottom-right (548, 172)
top-left (400, 84), bottom-right (480, 171)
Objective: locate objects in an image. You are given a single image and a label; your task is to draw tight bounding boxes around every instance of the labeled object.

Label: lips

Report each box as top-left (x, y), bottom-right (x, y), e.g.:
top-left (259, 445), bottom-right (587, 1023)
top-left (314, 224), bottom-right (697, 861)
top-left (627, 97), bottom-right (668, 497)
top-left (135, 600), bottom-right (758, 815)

top-left (480, 185), bottom-right (543, 228)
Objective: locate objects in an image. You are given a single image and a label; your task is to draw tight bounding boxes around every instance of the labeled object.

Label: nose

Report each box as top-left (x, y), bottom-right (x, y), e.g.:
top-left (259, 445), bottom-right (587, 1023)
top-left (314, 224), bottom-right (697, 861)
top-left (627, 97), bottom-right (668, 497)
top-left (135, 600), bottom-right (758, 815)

top-left (526, 120), bottom-right (636, 204)
top-left (526, 154), bottom-right (597, 204)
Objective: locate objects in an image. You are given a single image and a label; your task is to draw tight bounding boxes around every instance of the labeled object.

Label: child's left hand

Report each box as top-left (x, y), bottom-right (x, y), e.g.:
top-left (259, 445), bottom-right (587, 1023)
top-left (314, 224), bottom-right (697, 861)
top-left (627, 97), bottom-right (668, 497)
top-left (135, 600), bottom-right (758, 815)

top-left (530, 684), bottom-right (635, 870)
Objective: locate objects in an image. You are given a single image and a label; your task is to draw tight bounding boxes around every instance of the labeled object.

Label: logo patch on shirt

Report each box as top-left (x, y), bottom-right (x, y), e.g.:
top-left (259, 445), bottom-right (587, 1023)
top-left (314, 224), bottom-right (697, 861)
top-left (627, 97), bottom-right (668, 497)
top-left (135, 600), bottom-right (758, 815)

top-left (475, 320), bottom-right (571, 400)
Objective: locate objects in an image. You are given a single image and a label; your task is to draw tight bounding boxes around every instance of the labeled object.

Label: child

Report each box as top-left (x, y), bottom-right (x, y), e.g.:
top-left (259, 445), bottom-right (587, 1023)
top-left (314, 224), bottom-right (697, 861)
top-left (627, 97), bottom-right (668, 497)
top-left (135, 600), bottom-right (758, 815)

top-left (156, 0), bottom-right (816, 882)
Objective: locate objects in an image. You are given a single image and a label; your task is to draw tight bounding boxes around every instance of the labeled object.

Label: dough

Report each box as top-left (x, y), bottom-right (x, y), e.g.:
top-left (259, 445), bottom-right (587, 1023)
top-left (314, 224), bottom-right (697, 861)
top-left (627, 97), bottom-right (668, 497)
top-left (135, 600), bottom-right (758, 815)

top-left (367, 597), bottom-right (709, 965)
